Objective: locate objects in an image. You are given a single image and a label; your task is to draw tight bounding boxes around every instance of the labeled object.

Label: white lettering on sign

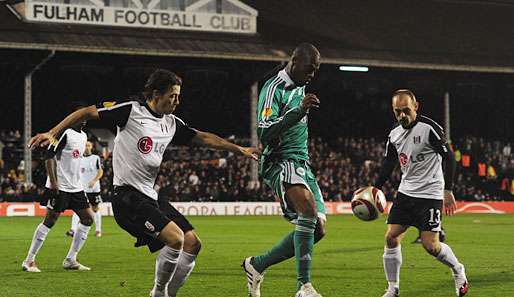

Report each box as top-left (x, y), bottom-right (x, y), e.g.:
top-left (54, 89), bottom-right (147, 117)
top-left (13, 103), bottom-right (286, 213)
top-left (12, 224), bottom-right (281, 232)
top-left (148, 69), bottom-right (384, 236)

top-left (22, 0), bottom-right (257, 33)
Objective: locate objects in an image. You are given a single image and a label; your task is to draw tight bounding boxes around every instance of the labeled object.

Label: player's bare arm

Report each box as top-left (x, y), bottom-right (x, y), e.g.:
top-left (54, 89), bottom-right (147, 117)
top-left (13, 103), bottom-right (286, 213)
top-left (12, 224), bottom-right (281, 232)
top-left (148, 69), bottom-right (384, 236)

top-left (89, 168), bottom-right (104, 189)
top-left (45, 158), bottom-right (58, 191)
top-left (28, 106), bottom-right (99, 149)
top-left (191, 130), bottom-right (260, 161)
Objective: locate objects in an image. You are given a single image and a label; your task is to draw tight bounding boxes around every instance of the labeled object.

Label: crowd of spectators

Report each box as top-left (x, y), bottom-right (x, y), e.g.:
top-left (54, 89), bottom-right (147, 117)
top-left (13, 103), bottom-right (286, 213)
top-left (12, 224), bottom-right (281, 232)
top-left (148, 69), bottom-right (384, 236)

top-left (1, 130), bottom-right (513, 203)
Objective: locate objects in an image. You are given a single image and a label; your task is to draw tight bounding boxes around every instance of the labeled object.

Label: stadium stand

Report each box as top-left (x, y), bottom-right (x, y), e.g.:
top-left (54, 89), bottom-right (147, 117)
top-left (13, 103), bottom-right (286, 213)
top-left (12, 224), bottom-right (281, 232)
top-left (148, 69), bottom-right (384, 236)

top-left (2, 130), bottom-right (512, 202)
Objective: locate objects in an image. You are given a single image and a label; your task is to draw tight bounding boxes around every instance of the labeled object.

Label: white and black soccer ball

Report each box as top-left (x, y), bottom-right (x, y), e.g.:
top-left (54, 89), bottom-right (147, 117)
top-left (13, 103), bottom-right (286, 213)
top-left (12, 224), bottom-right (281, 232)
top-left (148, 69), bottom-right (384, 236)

top-left (351, 186), bottom-right (387, 221)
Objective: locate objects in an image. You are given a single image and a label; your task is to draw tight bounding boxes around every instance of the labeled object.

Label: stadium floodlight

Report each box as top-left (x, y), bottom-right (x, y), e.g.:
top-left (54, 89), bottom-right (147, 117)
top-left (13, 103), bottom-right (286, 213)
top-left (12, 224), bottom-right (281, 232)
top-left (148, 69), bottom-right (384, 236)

top-left (339, 66), bottom-right (369, 72)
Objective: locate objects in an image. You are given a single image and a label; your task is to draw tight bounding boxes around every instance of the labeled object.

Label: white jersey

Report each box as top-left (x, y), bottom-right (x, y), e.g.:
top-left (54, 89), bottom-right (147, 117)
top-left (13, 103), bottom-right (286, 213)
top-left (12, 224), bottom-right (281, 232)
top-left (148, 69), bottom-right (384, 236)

top-left (97, 100), bottom-right (197, 200)
top-left (80, 154), bottom-right (102, 193)
top-left (45, 128), bottom-right (87, 193)
top-left (385, 115), bottom-right (448, 200)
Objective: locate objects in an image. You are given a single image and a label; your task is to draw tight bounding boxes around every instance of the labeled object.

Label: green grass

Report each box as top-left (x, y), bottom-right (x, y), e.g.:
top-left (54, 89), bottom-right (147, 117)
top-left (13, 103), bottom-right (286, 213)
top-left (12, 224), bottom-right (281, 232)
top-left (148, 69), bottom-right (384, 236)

top-left (1, 214), bottom-right (514, 297)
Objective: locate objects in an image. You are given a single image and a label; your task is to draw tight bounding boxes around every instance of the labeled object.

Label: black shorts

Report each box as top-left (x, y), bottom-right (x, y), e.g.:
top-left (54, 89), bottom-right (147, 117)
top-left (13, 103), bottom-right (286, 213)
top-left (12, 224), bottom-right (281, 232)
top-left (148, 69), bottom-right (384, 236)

top-left (387, 192), bottom-right (443, 232)
top-left (42, 189), bottom-right (90, 213)
top-left (111, 186), bottom-right (194, 253)
top-left (86, 193), bottom-right (103, 206)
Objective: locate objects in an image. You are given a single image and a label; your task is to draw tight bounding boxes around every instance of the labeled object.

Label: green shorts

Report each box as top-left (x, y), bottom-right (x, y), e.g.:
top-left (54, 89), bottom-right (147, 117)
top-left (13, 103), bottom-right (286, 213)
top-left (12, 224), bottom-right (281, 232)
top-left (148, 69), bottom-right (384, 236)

top-left (261, 159), bottom-right (326, 222)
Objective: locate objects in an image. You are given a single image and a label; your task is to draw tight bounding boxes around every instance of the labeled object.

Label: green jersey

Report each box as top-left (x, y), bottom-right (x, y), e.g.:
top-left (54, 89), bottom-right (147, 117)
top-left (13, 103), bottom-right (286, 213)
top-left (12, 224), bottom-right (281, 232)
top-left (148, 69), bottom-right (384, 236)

top-left (257, 69), bottom-right (309, 163)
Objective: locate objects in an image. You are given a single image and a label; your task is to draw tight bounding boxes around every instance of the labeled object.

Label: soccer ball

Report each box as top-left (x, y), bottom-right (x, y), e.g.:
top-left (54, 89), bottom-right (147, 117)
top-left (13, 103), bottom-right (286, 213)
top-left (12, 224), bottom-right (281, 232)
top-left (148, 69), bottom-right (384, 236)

top-left (351, 186), bottom-right (387, 221)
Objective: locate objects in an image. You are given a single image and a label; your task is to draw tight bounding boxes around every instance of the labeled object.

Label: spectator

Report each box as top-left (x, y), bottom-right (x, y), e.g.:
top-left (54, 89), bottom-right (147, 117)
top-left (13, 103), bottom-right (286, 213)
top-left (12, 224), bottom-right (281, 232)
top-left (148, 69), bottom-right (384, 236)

top-left (1, 130), bottom-right (512, 202)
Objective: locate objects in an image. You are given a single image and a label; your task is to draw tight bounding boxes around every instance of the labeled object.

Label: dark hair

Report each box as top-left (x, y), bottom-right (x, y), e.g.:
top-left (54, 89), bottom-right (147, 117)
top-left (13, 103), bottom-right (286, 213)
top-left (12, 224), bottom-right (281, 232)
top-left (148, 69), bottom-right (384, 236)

top-left (143, 69), bottom-right (182, 100)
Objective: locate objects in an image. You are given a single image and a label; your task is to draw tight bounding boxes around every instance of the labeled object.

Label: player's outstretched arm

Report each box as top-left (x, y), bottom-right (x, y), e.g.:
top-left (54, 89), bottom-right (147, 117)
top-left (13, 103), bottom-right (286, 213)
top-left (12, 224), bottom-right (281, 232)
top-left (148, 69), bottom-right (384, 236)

top-left (28, 106), bottom-right (100, 149)
top-left (45, 158), bottom-right (58, 191)
top-left (192, 131), bottom-right (260, 161)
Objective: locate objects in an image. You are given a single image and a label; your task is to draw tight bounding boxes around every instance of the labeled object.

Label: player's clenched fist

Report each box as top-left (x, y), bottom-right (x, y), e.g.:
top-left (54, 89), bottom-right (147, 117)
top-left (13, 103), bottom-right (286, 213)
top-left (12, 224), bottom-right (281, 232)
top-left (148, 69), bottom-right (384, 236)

top-left (300, 93), bottom-right (320, 112)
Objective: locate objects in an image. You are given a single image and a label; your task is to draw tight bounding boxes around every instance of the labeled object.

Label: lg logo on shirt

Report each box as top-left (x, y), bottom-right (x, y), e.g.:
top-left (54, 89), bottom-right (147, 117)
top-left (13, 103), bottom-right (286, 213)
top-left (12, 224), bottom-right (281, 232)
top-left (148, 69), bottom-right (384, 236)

top-left (137, 136), bottom-right (166, 154)
top-left (399, 152), bottom-right (426, 167)
top-left (138, 137), bottom-right (153, 154)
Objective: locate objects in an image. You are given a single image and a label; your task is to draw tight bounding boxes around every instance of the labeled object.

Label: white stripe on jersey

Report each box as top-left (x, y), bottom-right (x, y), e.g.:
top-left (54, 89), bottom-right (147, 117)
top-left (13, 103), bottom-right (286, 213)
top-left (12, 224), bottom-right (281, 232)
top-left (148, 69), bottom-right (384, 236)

top-left (429, 127), bottom-right (441, 140)
top-left (285, 88), bottom-right (297, 106)
top-left (419, 115), bottom-right (444, 131)
top-left (419, 116), bottom-right (448, 153)
top-left (175, 116), bottom-right (187, 126)
top-left (258, 107), bottom-right (300, 128)
top-left (263, 77), bottom-right (283, 120)
top-left (384, 137), bottom-right (391, 157)
top-left (97, 101), bottom-right (133, 112)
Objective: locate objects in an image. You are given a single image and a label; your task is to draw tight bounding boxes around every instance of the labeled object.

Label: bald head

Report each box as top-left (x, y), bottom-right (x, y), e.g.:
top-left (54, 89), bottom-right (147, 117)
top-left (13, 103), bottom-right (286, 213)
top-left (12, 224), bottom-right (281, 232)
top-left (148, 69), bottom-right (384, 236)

top-left (392, 89), bottom-right (417, 104)
top-left (287, 43), bottom-right (321, 86)
top-left (391, 89), bottom-right (419, 128)
top-left (292, 43), bottom-right (321, 61)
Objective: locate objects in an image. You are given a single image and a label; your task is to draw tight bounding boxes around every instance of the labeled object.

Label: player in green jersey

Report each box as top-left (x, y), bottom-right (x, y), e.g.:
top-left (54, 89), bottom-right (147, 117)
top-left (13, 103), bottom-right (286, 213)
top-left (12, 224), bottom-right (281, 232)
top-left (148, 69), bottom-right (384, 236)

top-left (242, 43), bottom-right (325, 297)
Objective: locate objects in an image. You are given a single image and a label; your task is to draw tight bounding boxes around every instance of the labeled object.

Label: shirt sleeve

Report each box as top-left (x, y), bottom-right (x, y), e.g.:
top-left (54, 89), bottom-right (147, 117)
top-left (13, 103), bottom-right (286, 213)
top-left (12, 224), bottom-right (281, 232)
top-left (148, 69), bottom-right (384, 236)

top-left (95, 101), bottom-right (133, 130)
top-left (374, 136), bottom-right (398, 189)
top-left (96, 156), bottom-right (102, 170)
top-left (428, 127), bottom-right (456, 191)
top-left (171, 117), bottom-right (197, 146)
top-left (257, 81), bottom-right (306, 145)
top-left (44, 133), bottom-right (67, 160)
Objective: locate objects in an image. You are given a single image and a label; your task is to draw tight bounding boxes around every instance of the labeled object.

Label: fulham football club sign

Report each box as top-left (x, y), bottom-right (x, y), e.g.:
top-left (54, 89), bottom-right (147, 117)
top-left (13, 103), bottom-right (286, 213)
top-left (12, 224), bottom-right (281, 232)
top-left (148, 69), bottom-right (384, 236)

top-left (8, 0), bottom-right (258, 34)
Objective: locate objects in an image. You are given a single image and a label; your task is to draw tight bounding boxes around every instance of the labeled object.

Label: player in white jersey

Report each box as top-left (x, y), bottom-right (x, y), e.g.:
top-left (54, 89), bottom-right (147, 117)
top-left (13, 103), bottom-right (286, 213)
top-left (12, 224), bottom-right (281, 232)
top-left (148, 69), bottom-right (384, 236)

top-left (22, 104), bottom-right (95, 273)
top-left (29, 69), bottom-right (259, 297)
top-left (374, 90), bottom-right (469, 297)
top-left (67, 141), bottom-right (104, 237)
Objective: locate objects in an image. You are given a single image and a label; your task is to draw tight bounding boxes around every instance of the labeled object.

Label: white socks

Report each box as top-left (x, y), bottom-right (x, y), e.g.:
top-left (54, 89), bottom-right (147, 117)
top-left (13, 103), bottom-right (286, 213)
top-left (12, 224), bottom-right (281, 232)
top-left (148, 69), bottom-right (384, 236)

top-left (26, 223), bottom-right (51, 262)
top-left (94, 211), bottom-right (102, 233)
top-left (71, 213), bottom-right (80, 232)
top-left (153, 246), bottom-right (182, 293)
top-left (167, 251), bottom-right (197, 297)
top-left (382, 242), bottom-right (461, 293)
top-left (72, 212), bottom-right (101, 233)
top-left (66, 223), bottom-right (91, 261)
top-left (383, 246), bottom-right (402, 291)
top-left (436, 242), bottom-right (461, 273)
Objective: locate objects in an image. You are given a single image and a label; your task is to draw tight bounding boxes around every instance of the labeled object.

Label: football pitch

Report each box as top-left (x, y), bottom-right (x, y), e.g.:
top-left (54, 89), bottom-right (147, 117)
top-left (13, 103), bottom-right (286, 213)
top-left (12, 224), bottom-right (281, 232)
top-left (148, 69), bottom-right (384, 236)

top-left (1, 214), bottom-right (513, 297)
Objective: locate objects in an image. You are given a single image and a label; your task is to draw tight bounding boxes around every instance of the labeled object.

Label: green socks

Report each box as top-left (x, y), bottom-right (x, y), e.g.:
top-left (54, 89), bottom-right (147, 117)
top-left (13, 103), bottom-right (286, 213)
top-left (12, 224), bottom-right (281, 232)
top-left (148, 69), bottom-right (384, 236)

top-left (251, 231), bottom-right (295, 273)
top-left (250, 215), bottom-right (317, 290)
top-left (294, 216), bottom-right (317, 289)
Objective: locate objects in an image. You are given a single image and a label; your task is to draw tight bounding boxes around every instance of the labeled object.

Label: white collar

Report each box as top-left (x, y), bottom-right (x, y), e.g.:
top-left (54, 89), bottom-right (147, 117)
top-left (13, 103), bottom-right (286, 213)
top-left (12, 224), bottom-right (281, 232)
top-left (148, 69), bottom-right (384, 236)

top-left (278, 69), bottom-right (296, 89)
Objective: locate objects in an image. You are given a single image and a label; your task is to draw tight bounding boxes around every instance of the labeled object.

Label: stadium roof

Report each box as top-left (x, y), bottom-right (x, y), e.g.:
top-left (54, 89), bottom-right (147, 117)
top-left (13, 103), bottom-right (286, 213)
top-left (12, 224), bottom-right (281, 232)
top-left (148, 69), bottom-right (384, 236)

top-left (1, 0), bottom-right (514, 73)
